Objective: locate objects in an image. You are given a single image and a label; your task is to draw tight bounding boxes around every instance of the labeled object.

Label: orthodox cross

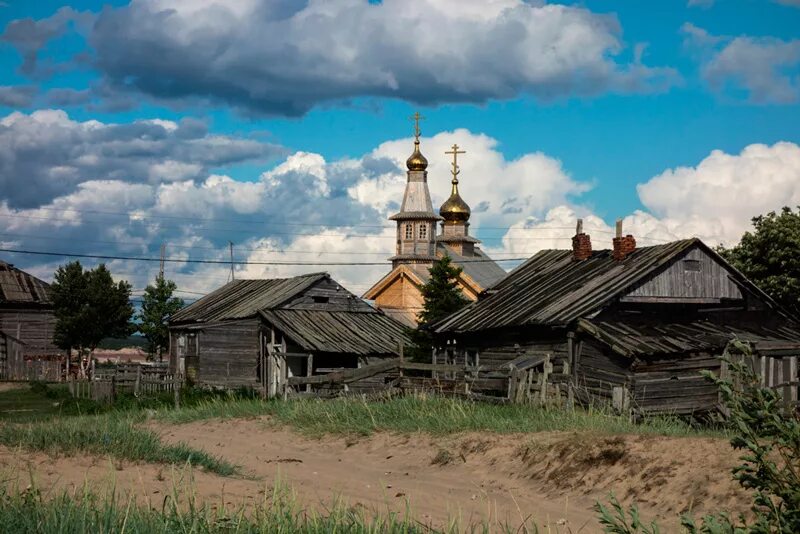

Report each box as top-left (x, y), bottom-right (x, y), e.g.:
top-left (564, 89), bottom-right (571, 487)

top-left (410, 111), bottom-right (424, 141)
top-left (445, 143), bottom-right (465, 181)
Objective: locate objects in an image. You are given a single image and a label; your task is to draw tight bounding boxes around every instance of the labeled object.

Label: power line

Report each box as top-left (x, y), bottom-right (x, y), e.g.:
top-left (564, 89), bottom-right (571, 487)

top-left (0, 247), bottom-right (529, 266)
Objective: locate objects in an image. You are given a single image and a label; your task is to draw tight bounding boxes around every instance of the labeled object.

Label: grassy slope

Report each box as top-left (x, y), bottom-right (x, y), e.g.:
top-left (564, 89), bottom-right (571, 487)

top-left (155, 395), bottom-right (722, 438)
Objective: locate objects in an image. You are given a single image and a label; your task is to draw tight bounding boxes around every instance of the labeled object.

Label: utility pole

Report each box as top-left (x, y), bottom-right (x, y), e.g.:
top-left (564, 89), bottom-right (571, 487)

top-left (229, 241), bottom-right (235, 282)
top-left (158, 242), bottom-right (166, 281)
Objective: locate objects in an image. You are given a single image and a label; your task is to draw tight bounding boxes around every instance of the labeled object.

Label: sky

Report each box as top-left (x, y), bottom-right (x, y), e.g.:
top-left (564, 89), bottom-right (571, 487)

top-left (0, 0), bottom-right (799, 302)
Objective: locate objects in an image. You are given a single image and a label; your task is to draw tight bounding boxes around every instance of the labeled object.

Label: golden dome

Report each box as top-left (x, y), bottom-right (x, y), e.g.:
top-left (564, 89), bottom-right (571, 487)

top-left (406, 141), bottom-right (428, 171)
top-left (440, 180), bottom-right (471, 222)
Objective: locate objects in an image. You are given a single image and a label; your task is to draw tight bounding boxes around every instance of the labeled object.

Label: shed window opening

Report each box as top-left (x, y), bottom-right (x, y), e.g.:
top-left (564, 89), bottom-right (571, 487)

top-left (419, 223), bottom-right (427, 240)
top-left (312, 296), bottom-right (329, 304)
top-left (683, 259), bottom-right (701, 272)
top-left (405, 223), bottom-right (413, 239)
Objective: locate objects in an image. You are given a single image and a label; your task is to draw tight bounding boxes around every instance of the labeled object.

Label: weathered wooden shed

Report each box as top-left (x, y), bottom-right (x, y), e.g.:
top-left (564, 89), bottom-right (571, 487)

top-left (0, 261), bottom-right (59, 358)
top-left (434, 233), bottom-right (800, 416)
top-left (168, 273), bottom-right (410, 396)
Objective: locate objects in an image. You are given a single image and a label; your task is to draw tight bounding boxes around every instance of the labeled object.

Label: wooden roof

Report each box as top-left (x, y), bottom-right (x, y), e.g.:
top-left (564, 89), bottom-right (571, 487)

top-left (578, 318), bottom-right (800, 358)
top-left (170, 273), bottom-right (327, 323)
top-left (0, 261), bottom-right (52, 305)
top-left (260, 309), bottom-right (409, 355)
top-left (435, 239), bottom-right (784, 333)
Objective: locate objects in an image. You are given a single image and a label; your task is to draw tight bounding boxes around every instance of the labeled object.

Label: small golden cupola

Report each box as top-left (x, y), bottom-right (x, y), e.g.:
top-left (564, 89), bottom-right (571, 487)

top-left (406, 118), bottom-right (428, 171)
top-left (440, 143), bottom-right (470, 222)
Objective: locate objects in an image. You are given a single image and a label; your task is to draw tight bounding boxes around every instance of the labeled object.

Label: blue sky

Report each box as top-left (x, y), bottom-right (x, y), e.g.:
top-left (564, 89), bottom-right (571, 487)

top-left (0, 0), bottom-right (799, 294)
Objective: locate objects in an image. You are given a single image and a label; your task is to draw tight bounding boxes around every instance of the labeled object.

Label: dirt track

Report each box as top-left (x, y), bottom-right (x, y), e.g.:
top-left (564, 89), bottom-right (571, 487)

top-left (0, 417), bottom-right (749, 532)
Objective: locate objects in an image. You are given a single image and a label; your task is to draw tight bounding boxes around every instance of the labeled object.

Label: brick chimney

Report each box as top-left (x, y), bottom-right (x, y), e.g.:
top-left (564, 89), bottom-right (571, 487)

top-left (572, 219), bottom-right (592, 261)
top-left (612, 219), bottom-right (636, 261)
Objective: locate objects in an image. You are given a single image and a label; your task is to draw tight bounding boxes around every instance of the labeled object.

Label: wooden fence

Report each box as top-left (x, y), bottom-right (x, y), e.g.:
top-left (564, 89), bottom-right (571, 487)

top-left (69, 363), bottom-right (182, 405)
top-left (282, 351), bottom-right (798, 416)
top-left (283, 354), bottom-right (572, 407)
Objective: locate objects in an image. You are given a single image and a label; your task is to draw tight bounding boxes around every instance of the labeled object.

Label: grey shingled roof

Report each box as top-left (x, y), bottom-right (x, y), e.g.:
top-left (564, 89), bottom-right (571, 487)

top-left (0, 261), bottom-right (52, 305)
top-left (259, 309), bottom-right (410, 355)
top-left (578, 318), bottom-right (800, 358)
top-left (438, 244), bottom-right (507, 290)
top-left (435, 239), bottom-right (783, 333)
top-left (170, 273), bottom-right (326, 323)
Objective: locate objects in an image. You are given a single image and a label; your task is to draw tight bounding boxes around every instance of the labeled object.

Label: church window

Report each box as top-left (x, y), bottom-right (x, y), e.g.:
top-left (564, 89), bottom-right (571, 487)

top-left (419, 223), bottom-right (427, 240)
top-left (405, 223), bottom-right (413, 239)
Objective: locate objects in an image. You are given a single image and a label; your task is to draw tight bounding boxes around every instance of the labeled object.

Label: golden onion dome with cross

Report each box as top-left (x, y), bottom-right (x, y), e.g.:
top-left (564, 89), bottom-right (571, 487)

top-left (440, 143), bottom-right (471, 222)
top-left (406, 141), bottom-right (428, 171)
top-left (406, 111), bottom-right (428, 171)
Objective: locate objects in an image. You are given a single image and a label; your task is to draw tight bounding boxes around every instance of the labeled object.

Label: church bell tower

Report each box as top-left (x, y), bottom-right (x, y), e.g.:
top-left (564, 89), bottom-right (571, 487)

top-left (388, 112), bottom-right (441, 269)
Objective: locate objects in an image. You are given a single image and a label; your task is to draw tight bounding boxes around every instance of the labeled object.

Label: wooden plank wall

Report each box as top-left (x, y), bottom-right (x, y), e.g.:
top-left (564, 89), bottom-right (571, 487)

top-left (0, 308), bottom-right (58, 356)
top-left (624, 248), bottom-right (742, 301)
top-left (197, 320), bottom-right (260, 387)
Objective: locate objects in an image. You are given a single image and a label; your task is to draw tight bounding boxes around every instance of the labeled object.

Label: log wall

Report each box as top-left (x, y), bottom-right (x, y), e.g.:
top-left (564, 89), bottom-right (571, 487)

top-left (574, 340), bottom-right (631, 406)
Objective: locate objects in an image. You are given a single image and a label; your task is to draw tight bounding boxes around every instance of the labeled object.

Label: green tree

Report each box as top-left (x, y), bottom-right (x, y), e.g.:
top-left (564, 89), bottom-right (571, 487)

top-left (406, 256), bottom-right (469, 362)
top-left (138, 276), bottom-right (184, 361)
top-left (417, 255), bottom-right (469, 326)
top-left (718, 206), bottom-right (800, 318)
top-left (51, 261), bottom-right (135, 375)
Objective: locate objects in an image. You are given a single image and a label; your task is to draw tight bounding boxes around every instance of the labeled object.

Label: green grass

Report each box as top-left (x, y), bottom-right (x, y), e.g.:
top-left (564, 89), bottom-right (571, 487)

top-left (155, 394), bottom-right (721, 438)
top-left (0, 413), bottom-right (235, 476)
top-left (0, 482), bottom-right (487, 534)
top-left (0, 383), bottom-right (100, 422)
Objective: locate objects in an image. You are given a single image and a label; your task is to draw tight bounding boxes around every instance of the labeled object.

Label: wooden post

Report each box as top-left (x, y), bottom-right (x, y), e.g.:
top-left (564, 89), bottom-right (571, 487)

top-left (306, 353), bottom-right (313, 393)
top-left (398, 342), bottom-right (404, 379)
top-left (134, 365), bottom-right (141, 396)
top-left (540, 354), bottom-right (551, 403)
top-left (783, 357), bottom-right (793, 414)
top-left (174, 375), bottom-right (181, 409)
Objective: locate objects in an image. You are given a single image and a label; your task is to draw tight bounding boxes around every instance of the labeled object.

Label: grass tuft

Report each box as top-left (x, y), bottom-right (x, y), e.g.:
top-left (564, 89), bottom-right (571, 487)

top-left (0, 414), bottom-right (235, 476)
top-left (0, 481), bottom-right (462, 533)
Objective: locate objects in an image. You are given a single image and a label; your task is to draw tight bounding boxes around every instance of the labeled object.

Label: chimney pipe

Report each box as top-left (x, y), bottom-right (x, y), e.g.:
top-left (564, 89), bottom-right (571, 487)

top-left (572, 218), bottom-right (592, 261)
top-left (612, 218), bottom-right (636, 261)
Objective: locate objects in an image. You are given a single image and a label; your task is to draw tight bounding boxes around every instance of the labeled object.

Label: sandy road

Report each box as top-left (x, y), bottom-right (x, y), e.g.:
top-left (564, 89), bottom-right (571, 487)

top-left (0, 417), bottom-right (748, 532)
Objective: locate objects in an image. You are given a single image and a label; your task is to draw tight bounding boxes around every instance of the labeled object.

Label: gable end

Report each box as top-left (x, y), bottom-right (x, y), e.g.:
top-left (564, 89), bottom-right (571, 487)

top-left (621, 246), bottom-right (743, 303)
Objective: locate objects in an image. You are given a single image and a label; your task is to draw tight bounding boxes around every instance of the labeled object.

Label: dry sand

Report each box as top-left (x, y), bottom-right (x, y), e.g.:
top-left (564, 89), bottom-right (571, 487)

top-left (0, 417), bottom-right (749, 532)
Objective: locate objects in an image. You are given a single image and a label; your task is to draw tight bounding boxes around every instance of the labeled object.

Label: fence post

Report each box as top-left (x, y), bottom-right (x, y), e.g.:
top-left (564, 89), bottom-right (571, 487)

top-left (174, 375), bottom-right (181, 409)
top-left (134, 365), bottom-right (141, 396)
top-left (783, 357), bottom-right (793, 414)
top-left (398, 342), bottom-right (404, 380)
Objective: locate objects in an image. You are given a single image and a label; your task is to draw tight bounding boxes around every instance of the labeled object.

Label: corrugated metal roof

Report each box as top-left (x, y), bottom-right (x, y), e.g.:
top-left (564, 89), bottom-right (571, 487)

top-left (435, 239), bottom-right (778, 333)
top-left (170, 273), bottom-right (327, 323)
top-left (578, 318), bottom-right (800, 358)
top-left (260, 309), bottom-right (410, 355)
top-left (0, 261), bottom-right (52, 305)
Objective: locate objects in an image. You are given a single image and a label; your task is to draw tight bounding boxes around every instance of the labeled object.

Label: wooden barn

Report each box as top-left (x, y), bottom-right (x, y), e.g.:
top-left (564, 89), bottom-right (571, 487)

top-left (434, 225), bottom-right (800, 416)
top-left (0, 261), bottom-right (59, 358)
top-left (168, 273), bottom-right (410, 396)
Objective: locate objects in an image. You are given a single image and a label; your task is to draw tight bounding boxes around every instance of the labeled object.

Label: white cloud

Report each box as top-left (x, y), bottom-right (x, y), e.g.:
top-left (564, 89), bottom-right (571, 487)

top-left (683, 24), bottom-right (800, 104)
top-left (637, 142), bottom-right (800, 244)
top-left (2, 0), bottom-right (678, 115)
top-left (496, 141), bottom-right (800, 258)
top-left (2, 112), bottom-right (799, 301)
top-left (0, 109), bottom-right (283, 208)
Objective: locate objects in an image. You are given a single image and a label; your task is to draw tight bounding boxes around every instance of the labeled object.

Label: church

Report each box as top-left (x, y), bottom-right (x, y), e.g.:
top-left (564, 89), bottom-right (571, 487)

top-left (363, 116), bottom-right (506, 326)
